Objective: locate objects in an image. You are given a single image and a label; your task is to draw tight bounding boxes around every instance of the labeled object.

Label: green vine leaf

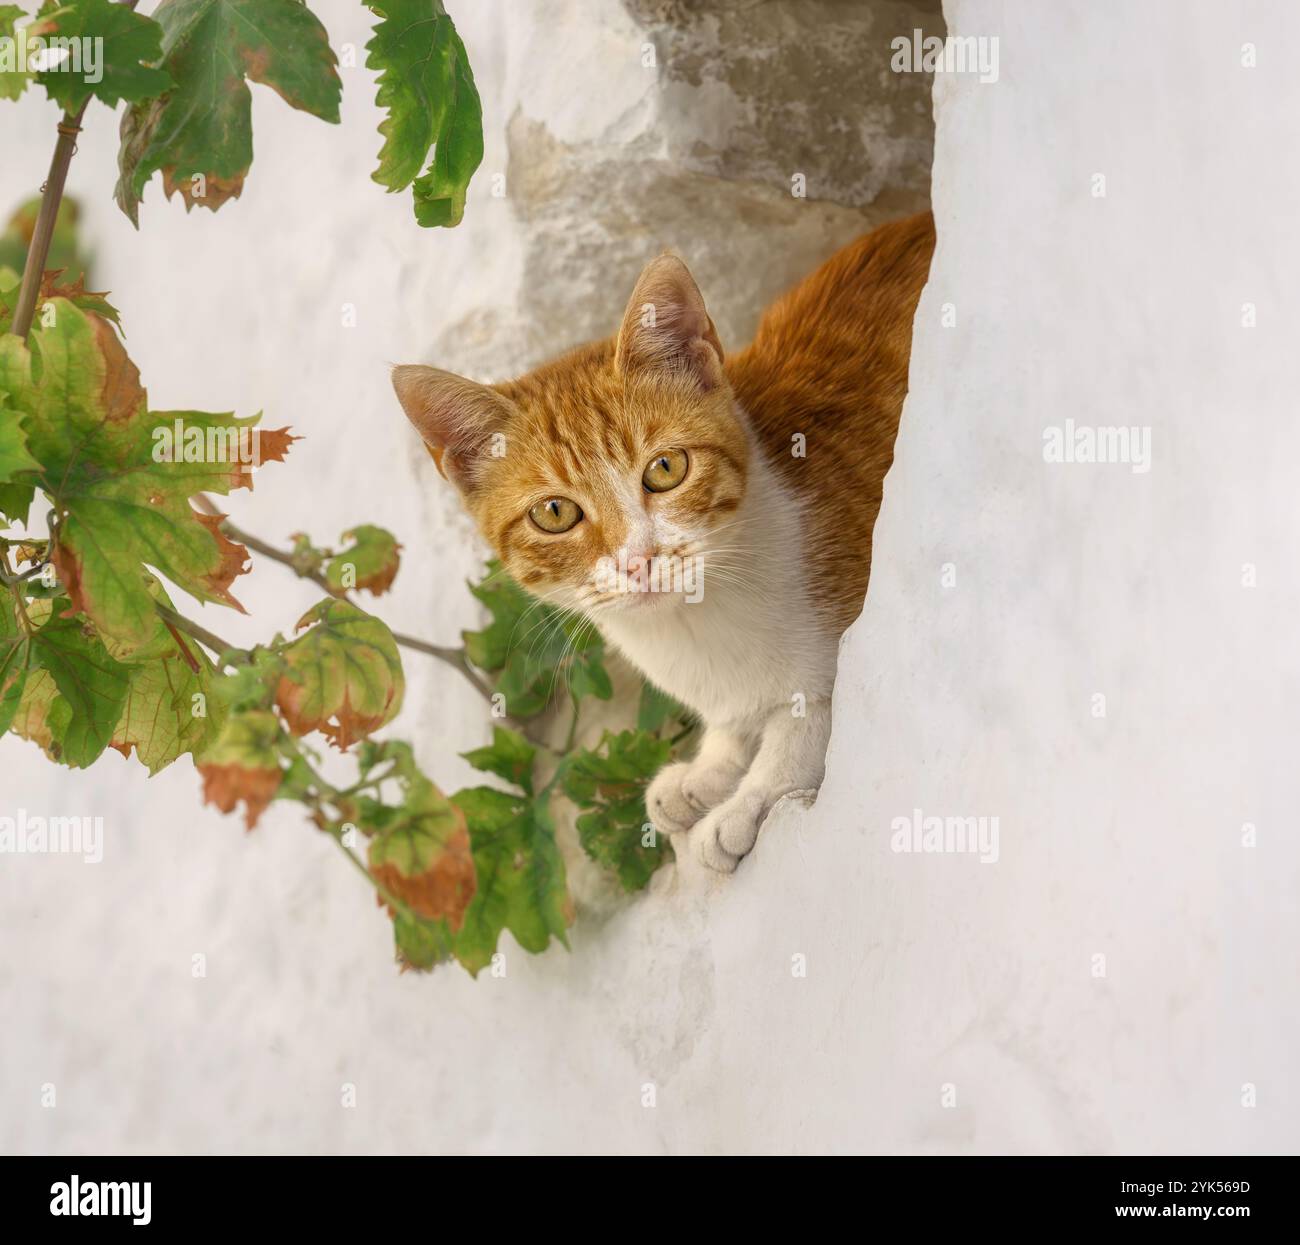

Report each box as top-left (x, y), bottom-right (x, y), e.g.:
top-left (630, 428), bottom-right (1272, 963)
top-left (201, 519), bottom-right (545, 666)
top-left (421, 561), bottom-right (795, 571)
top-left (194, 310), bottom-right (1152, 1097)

top-left (637, 680), bottom-right (689, 734)
top-left (450, 785), bottom-right (571, 976)
top-left (392, 910), bottom-right (455, 971)
top-left (0, 406), bottom-right (40, 478)
top-left (274, 598), bottom-right (404, 749)
top-left (561, 729), bottom-right (673, 892)
top-left (464, 560), bottom-right (612, 717)
top-left (6, 666), bottom-right (64, 754)
top-left (0, 300), bottom-right (292, 647)
top-left (29, 0), bottom-right (172, 113)
top-left (2, 596), bottom-right (132, 768)
top-left (102, 580), bottom-right (223, 773)
top-left (0, 5), bottom-right (32, 100)
top-left (461, 562), bottom-right (530, 671)
top-left (324, 524), bottom-right (401, 597)
top-left (0, 591), bottom-right (31, 734)
top-left (564, 634), bottom-right (613, 702)
top-left (364, 0), bottom-right (483, 227)
top-left (0, 196), bottom-right (89, 279)
top-left (32, 611), bottom-right (132, 767)
top-left (115, 0), bottom-right (342, 225)
top-left (461, 724), bottom-right (536, 794)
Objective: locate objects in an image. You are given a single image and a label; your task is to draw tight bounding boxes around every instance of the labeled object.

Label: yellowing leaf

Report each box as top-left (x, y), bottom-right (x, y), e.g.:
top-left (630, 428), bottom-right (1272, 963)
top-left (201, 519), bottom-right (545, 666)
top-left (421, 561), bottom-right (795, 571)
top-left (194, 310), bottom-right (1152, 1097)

top-left (0, 300), bottom-right (291, 646)
top-left (197, 707), bottom-right (282, 829)
top-left (0, 591), bottom-right (32, 735)
top-left (275, 598), bottom-right (403, 749)
top-left (324, 524), bottom-right (401, 597)
top-left (367, 779), bottom-right (475, 930)
top-left (111, 651), bottom-right (218, 774)
top-left (6, 667), bottom-right (65, 757)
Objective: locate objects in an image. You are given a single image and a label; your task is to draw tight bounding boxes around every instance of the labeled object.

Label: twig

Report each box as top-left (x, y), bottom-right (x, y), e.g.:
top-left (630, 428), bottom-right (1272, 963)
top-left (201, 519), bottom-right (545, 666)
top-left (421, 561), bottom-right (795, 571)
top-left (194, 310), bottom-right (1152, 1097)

top-left (289, 750), bottom-right (420, 923)
top-left (387, 627), bottom-right (496, 699)
top-left (11, 105), bottom-right (87, 341)
top-left (159, 614), bottom-right (203, 674)
top-left (194, 493), bottom-right (500, 704)
top-left (11, 1), bottom-right (140, 341)
top-left (2, 550), bottom-right (34, 633)
top-left (155, 603), bottom-right (245, 667)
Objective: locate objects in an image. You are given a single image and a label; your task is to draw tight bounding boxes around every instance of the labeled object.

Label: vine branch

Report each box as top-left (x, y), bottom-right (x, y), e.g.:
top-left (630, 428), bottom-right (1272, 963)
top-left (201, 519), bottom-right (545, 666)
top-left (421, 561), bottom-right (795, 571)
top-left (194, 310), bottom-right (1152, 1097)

top-left (11, 106), bottom-right (87, 341)
top-left (192, 492), bottom-right (500, 705)
top-left (155, 603), bottom-right (245, 668)
top-left (11, 1), bottom-right (140, 341)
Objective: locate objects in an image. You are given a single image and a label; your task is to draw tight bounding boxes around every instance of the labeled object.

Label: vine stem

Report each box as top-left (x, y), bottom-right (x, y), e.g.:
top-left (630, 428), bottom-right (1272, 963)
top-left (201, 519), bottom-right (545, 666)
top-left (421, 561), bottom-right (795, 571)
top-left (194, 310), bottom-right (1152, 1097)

top-left (192, 493), bottom-right (500, 705)
top-left (11, 103), bottom-right (87, 341)
top-left (155, 603), bottom-right (246, 667)
top-left (287, 749), bottom-right (420, 924)
top-left (11, 0), bottom-right (140, 341)
top-left (2, 550), bottom-right (35, 634)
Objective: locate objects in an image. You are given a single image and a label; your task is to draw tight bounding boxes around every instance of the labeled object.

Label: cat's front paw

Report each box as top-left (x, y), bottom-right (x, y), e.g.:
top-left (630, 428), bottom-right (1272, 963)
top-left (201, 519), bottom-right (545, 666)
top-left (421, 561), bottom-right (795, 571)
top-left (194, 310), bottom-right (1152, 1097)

top-left (647, 755), bottom-right (747, 838)
top-left (691, 791), bottom-right (766, 871)
top-left (646, 762), bottom-right (703, 837)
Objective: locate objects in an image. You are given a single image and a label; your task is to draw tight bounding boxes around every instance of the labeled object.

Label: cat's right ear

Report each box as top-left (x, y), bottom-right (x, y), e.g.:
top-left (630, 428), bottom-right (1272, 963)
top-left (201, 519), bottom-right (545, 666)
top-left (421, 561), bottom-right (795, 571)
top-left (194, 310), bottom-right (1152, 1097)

top-left (615, 254), bottom-right (725, 392)
top-left (391, 365), bottom-right (513, 489)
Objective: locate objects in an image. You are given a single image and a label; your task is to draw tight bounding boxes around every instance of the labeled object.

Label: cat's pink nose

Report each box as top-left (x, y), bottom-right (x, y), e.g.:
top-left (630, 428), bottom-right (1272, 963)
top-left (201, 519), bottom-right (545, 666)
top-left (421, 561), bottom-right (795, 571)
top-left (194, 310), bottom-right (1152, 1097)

top-left (625, 550), bottom-right (656, 589)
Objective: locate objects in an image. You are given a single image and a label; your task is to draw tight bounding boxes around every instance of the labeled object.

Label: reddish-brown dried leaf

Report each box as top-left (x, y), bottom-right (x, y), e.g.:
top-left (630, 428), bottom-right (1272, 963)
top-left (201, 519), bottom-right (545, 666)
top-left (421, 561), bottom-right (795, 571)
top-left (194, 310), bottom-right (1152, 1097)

top-left (195, 511), bottom-right (250, 612)
top-left (373, 816), bottom-right (476, 931)
top-left (199, 761), bottom-right (281, 830)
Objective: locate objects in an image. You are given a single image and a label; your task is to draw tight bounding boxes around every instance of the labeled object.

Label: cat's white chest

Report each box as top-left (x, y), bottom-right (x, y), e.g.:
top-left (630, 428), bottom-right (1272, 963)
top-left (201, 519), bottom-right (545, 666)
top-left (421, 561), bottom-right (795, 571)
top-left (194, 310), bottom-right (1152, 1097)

top-left (598, 582), bottom-right (833, 730)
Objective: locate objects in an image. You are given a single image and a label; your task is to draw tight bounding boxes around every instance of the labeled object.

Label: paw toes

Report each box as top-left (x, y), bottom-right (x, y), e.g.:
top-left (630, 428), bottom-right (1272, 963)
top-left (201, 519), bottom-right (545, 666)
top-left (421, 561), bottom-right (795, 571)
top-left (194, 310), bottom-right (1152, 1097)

top-left (715, 797), bottom-right (764, 858)
top-left (694, 824), bottom-right (739, 873)
top-left (646, 764), bottom-right (702, 836)
top-left (681, 765), bottom-right (743, 814)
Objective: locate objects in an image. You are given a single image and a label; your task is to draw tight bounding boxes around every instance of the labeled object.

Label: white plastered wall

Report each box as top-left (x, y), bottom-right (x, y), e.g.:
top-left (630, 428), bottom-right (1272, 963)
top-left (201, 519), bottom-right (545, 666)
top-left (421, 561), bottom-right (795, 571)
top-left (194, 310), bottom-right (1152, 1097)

top-left (0, 0), bottom-right (1296, 1154)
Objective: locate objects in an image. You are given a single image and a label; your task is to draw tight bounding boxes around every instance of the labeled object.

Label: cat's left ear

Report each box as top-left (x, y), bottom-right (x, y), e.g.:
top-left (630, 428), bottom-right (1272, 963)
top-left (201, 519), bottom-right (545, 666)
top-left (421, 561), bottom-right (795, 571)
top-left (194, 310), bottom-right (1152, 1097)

top-left (615, 254), bottom-right (725, 392)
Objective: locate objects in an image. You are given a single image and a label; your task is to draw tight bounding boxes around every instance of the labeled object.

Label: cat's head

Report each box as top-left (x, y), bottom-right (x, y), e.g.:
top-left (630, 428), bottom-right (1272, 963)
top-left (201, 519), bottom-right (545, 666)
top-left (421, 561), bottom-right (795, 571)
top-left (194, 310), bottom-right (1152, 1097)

top-left (393, 255), bottom-right (748, 615)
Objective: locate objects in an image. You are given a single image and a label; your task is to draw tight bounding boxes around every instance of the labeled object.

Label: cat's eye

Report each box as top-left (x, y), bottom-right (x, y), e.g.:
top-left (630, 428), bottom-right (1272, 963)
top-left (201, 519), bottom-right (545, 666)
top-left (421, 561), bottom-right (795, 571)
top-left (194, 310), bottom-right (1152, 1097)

top-left (643, 448), bottom-right (689, 493)
top-left (529, 497), bottom-right (583, 534)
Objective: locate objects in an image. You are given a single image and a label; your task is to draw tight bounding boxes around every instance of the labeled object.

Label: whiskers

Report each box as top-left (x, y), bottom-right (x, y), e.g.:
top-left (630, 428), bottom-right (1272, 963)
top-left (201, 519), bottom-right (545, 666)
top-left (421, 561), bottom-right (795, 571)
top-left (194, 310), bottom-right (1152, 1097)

top-left (494, 578), bottom-right (608, 710)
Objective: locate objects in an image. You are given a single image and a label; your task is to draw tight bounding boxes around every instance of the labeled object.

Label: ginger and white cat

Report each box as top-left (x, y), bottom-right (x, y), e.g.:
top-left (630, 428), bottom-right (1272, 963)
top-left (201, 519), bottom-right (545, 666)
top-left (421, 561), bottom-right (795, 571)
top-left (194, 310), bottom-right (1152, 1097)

top-left (394, 213), bottom-right (934, 871)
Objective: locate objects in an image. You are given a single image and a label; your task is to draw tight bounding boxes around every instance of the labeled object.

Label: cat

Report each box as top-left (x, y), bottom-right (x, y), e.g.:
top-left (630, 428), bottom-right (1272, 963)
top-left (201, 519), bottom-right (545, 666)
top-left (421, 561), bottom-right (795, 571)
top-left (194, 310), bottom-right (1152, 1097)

top-left (393, 212), bottom-right (935, 872)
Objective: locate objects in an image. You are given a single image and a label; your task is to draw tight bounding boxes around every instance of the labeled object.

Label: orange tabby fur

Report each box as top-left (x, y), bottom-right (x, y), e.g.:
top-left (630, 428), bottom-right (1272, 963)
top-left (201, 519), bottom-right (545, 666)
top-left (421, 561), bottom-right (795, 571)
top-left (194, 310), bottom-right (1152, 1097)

top-left (727, 212), bottom-right (935, 630)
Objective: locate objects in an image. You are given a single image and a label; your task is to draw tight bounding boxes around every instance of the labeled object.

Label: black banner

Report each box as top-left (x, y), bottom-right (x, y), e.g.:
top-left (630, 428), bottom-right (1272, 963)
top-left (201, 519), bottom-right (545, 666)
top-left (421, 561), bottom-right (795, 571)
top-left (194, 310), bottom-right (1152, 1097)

top-left (0, 1157), bottom-right (1288, 1229)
